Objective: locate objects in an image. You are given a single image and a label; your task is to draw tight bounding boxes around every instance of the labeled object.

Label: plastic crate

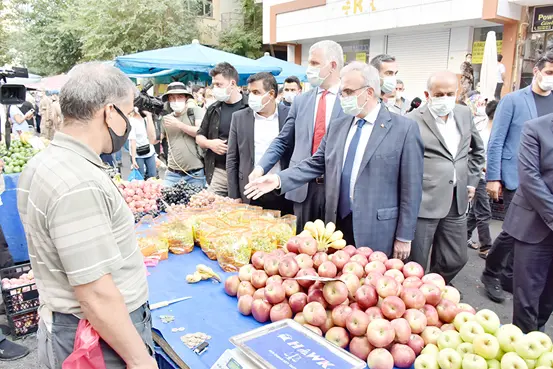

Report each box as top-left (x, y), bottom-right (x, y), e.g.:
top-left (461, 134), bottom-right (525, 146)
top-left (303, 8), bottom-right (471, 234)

top-left (7, 308), bottom-right (39, 338)
top-left (1, 263), bottom-right (40, 315)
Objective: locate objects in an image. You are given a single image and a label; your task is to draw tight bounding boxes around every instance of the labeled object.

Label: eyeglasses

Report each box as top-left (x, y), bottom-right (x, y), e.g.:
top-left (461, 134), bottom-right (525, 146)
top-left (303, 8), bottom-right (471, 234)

top-left (339, 86), bottom-right (369, 98)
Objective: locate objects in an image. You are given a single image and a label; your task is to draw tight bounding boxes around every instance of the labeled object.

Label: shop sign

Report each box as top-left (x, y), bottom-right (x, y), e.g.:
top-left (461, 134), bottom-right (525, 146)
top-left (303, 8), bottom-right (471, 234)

top-left (342, 0), bottom-right (376, 16)
top-left (471, 41), bottom-right (503, 64)
top-left (532, 6), bottom-right (553, 33)
top-left (355, 53), bottom-right (367, 62)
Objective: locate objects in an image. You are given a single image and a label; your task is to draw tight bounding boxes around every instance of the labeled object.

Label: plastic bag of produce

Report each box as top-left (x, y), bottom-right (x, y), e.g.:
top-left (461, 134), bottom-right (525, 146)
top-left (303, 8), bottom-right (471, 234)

top-left (268, 220), bottom-right (295, 248)
top-left (249, 229), bottom-right (277, 254)
top-left (62, 319), bottom-right (106, 369)
top-left (135, 216), bottom-right (168, 260)
top-left (128, 168), bottom-right (144, 182)
top-left (281, 214), bottom-right (298, 236)
top-left (216, 231), bottom-right (252, 272)
top-left (160, 214), bottom-right (195, 254)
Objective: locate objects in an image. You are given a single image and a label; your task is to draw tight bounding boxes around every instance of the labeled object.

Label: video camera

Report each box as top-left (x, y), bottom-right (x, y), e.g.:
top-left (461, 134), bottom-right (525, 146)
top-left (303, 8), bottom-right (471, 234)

top-left (0, 67), bottom-right (29, 105)
top-left (134, 80), bottom-right (165, 116)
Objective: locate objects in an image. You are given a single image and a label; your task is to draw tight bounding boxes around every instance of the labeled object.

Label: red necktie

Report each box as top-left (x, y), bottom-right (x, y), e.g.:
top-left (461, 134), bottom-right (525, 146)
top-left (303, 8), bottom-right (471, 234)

top-left (312, 90), bottom-right (329, 154)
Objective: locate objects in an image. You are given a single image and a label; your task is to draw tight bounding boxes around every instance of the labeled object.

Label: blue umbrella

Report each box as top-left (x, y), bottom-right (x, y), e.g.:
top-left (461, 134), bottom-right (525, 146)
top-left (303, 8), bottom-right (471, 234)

top-left (257, 53), bottom-right (307, 84)
top-left (115, 40), bottom-right (281, 85)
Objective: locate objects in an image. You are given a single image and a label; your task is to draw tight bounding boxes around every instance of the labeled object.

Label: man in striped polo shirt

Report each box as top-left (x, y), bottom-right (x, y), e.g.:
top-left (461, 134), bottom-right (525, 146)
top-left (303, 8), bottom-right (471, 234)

top-left (17, 63), bottom-right (157, 369)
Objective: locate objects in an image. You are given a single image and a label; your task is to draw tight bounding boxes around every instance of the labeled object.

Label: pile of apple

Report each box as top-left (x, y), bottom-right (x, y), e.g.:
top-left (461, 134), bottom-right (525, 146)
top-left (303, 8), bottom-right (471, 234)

top-left (416, 309), bottom-right (553, 369)
top-left (224, 236), bottom-right (475, 368)
top-left (118, 179), bottom-right (162, 216)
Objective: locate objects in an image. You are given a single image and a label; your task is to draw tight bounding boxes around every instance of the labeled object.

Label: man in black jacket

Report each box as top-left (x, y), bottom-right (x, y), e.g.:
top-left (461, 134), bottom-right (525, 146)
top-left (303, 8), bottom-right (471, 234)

top-left (196, 63), bottom-right (248, 196)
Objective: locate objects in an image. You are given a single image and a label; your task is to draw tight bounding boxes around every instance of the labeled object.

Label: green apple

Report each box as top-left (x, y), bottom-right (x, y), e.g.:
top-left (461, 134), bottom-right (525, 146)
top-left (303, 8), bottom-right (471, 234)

top-left (487, 359), bottom-right (501, 369)
top-left (537, 352), bottom-right (553, 367)
top-left (497, 349), bottom-right (506, 361)
top-left (439, 331), bottom-right (463, 350)
top-left (527, 332), bottom-right (553, 353)
top-left (454, 312), bottom-right (476, 331)
top-left (438, 348), bottom-right (463, 369)
top-left (415, 354), bottom-right (440, 369)
top-left (473, 333), bottom-right (500, 360)
top-left (496, 325), bottom-right (524, 353)
top-left (422, 344), bottom-right (440, 358)
top-left (502, 352), bottom-right (530, 369)
top-left (474, 309), bottom-right (501, 334)
top-left (460, 321), bottom-right (485, 343)
top-left (525, 359), bottom-right (536, 369)
top-left (457, 342), bottom-right (475, 357)
top-left (536, 367), bottom-right (551, 369)
top-left (517, 335), bottom-right (548, 360)
top-left (462, 354), bottom-right (487, 369)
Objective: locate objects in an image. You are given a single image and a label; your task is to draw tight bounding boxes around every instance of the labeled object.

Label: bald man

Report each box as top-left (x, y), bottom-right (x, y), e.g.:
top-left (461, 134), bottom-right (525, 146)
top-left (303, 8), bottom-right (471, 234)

top-left (407, 71), bottom-right (485, 283)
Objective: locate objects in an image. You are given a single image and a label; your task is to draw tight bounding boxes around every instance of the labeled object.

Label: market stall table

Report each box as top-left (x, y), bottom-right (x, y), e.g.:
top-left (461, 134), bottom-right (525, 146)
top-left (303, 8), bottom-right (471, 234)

top-left (0, 173), bottom-right (29, 263)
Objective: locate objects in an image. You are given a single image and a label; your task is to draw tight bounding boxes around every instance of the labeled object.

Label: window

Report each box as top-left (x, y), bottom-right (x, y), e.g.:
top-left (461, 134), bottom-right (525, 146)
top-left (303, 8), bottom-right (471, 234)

top-left (187, 0), bottom-right (213, 18)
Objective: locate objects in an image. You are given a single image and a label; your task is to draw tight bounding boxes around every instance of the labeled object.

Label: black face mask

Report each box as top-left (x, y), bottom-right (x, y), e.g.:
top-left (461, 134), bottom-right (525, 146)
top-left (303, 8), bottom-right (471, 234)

top-left (105, 105), bottom-right (131, 154)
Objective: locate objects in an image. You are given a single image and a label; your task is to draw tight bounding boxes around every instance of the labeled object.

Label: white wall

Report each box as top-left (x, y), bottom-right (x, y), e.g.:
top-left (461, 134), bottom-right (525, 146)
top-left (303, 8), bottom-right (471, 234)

top-left (447, 27), bottom-right (474, 73)
top-left (262, 0), bottom-right (295, 44)
top-left (369, 36), bottom-right (387, 58)
top-left (497, 0), bottom-right (522, 20)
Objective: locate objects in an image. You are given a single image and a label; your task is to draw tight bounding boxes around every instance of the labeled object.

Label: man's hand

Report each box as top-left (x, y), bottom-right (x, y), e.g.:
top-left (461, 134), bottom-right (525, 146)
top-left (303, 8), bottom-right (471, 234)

top-left (209, 139), bottom-right (228, 155)
top-left (244, 174), bottom-right (280, 200)
top-left (163, 116), bottom-right (182, 130)
top-left (486, 181), bottom-right (502, 202)
top-left (128, 357), bottom-right (159, 369)
top-left (131, 159), bottom-right (139, 170)
top-left (393, 240), bottom-right (411, 260)
top-left (467, 186), bottom-right (476, 202)
top-left (248, 166), bottom-right (264, 183)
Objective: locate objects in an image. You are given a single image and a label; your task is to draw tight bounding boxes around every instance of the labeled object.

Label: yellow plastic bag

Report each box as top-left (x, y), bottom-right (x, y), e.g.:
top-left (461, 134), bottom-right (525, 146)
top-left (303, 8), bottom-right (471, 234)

top-left (216, 232), bottom-right (252, 272)
top-left (160, 214), bottom-right (194, 255)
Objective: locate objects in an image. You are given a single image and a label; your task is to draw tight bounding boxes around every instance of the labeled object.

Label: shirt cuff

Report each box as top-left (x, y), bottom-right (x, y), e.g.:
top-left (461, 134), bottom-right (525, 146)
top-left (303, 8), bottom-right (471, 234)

top-left (396, 238), bottom-right (412, 243)
top-left (467, 186), bottom-right (476, 190)
top-left (276, 175), bottom-right (282, 190)
top-left (255, 165), bottom-right (265, 175)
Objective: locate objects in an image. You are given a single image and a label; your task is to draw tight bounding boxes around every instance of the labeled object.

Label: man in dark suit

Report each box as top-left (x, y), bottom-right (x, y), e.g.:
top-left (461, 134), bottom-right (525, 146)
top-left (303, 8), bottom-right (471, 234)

top-left (408, 71), bottom-right (486, 284)
top-left (245, 62), bottom-right (424, 258)
top-left (502, 113), bottom-right (553, 333)
top-left (227, 72), bottom-right (292, 213)
top-left (482, 51), bottom-right (553, 302)
top-left (248, 40), bottom-right (347, 232)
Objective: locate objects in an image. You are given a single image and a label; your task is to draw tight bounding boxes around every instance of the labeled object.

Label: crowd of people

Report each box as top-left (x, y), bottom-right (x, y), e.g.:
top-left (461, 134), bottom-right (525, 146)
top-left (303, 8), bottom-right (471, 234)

top-left (0, 39), bottom-right (553, 367)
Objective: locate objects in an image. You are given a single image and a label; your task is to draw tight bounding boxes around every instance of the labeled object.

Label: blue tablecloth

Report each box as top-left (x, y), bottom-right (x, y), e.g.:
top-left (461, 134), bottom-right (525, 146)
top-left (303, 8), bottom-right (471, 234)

top-left (0, 173), bottom-right (29, 263)
top-left (147, 248), bottom-right (264, 368)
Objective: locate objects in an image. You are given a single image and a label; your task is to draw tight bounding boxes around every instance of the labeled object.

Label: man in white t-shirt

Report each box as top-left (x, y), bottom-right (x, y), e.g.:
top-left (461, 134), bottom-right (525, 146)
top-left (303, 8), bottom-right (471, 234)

top-left (495, 54), bottom-right (506, 100)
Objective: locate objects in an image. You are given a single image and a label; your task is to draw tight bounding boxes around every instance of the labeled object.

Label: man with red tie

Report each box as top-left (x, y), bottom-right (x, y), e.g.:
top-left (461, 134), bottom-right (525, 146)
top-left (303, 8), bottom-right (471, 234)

top-left (249, 40), bottom-right (347, 231)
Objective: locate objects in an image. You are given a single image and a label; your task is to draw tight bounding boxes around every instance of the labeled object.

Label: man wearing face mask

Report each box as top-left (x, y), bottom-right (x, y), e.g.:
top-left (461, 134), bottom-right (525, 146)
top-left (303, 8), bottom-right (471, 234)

top-left (17, 63), bottom-right (156, 369)
top-left (281, 76), bottom-right (302, 107)
top-left (161, 82), bottom-right (205, 188)
top-left (245, 62), bottom-right (424, 258)
top-left (370, 54), bottom-right (399, 105)
top-left (388, 79), bottom-right (411, 116)
top-left (196, 62), bottom-right (248, 196)
top-left (407, 71), bottom-right (485, 284)
top-left (481, 51), bottom-right (553, 303)
top-left (227, 72), bottom-right (293, 213)
top-left (248, 40), bottom-right (348, 232)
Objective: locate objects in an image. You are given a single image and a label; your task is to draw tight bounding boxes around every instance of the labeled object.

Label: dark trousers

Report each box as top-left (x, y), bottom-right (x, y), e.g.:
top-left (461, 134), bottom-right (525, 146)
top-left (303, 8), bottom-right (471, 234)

top-left (251, 191), bottom-right (293, 216)
top-left (0, 224), bottom-right (14, 269)
top-left (337, 213), bottom-right (355, 247)
top-left (495, 83), bottom-right (504, 100)
top-left (513, 233), bottom-right (553, 333)
top-left (467, 178), bottom-right (492, 247)
top-left (411, 189), bottom-right (468, 284)
top-left (293, 180), bottom-right (325, 233)
top-left (483, 189), bottom-right (515, 286)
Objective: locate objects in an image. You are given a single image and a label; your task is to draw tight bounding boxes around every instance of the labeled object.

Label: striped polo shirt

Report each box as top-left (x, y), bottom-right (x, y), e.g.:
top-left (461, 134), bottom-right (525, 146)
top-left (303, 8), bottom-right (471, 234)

top-left (17, 132), bottom-right (148, 329)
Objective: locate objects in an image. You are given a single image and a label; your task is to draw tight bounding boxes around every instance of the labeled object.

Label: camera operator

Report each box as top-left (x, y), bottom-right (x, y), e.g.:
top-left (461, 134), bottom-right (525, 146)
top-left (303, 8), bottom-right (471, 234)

top-left (161, 82), bottom-right (206, 188)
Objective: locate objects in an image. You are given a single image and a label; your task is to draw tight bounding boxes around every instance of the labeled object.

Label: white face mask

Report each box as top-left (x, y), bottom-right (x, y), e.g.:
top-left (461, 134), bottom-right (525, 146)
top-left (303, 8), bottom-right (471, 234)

top-left (538, 72), bottom-right (553, 92)
top-left (381, 76), bottom-right (397, 94)
top-left (395, 91), bottom-right (402, 101)
top-left (249, 92), bottom-right (270, 113)
top-left (170, 101), bottom-right (186, 113)
top-left (213, 85), bottom-right (232, 102)
top-left (306, 64), bottom-right (330, 88)
top-left (283, 91), bottom-right (297, 103)
top-left (340, 88), bottom-right (368, 117)
top-left (429, 96), bottom-right (456, 117)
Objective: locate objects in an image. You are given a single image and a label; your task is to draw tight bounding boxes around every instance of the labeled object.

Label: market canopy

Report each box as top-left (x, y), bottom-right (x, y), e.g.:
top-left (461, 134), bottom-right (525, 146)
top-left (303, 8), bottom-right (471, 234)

top-left (27, 74), bottom-right (69, 93)
top-left (257, 53), bottom-right (307, 84)
top-left (115, 40), bottom-right (282, 85)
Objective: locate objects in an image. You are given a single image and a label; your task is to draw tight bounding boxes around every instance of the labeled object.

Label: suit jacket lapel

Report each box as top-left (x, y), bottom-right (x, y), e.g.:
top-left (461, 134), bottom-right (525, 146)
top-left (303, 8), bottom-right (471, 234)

top-left (420, 106), bottom-right (453, 160)
top-left (306, 89), bottom-right (317, 141)
top-left (330, 89), bottom-right (343, 121)
top-left (524, 86), bottom-right (538, 119)
top-left (358, 107), bottom-right (392, 173)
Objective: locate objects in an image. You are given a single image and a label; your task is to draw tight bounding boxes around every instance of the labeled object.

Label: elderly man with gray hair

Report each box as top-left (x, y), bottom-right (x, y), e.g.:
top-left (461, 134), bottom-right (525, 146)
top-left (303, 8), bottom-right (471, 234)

top-left (245, 62), bottom-right (424, 258)
top-left (17, 63), bottom-right (157, 369)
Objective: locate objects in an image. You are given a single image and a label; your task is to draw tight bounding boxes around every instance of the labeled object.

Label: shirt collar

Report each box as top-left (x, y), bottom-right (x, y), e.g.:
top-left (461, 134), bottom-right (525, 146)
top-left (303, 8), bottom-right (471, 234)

top-left (358, 103), bottom-right (381, 125)
top-left (50, 132), bottom-right (107, 168)
top-left (429, 108), bottom-right (455, 124)
top-left (318, 84), bottom-right (340, 95)
top-left (254, 107), bottom-right (279, 121)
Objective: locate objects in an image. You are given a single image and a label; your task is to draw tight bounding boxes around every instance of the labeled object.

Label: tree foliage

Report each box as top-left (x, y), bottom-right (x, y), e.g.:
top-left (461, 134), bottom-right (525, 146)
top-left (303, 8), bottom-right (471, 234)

top-left (218, 0), bottom-right (263, 59)
top-left (0, 1), bottom-right (10, 66)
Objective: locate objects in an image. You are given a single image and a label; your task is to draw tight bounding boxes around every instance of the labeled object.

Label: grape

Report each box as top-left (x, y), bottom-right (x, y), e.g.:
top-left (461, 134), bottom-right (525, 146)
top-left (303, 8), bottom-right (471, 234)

top-left (158, 180), bottom-right (202, 212)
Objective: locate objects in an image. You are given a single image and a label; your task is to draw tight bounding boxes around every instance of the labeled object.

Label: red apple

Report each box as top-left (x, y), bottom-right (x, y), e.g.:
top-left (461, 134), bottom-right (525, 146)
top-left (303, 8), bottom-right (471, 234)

top-left (350, 254), bottom-right (369, 267)
top-left (303, 324), bottom-right (323, 335)
top-left (391, 344), bottom-right (416, 369)
top-left (407, 334), bottom-right (425, 355)
top-left (376, 276), bottom-right (400, 298)
top-left (253, 288), bottom-right (265, 300)
top-left (342, 262), bottom-right (364, 279)
top-left (369, 251), bottom-right (388, 263)
top-left (346, 310), bottom-right (370, 336)
top-left (282, 279), bottom-right (301, 297)
top-left (313, 252), bottom-right (329, 268)
top-left (385, 269), bottom-right (405, 285)
top-left (296, 268), bottom-right (318, 288)
top-left (270, 302), bottom-right (293, 322)
top-left (331, 250), bottom-right (351, 270)
top-left (440, 323), bottom-right (456, 331)
top-left (356, 247), bottom-right (373, 258)
top-left (365, 306), bottom-right (384, 323)
top-left (403, 308), bottom-right (427, 334)
top-left (436, 299), bottom-right (459, 323)
top-left (264, 257), bottom-right (280, 276)
top-left (441, 285), bottom-right (461, 304)
top-left (420, 283), bottom-right (442, 306)
top-left (421, 273), bottom-right (446, 290)
top-left (295, 254), bottom-right (314, 270)
top-left (251, 270), bottom-right (268, 289)
top-left (401, 287), bottom-right (426, 309)
top-left (331, 304), bottom-right (353, 327)
top-left (322, 281), bottom-right (349, 306)
top-left (238, 295), bottom-right (254, 316)
top-left (224, 275), bottom-right (240, 296)
top-left (264, 282), bottom-right (286, 304)
top-left (381, 296), bottom-right (406, 320)
top-left (303, 301), bottom-right (327, 326)
top-left (251, 299), bottom-right (272, 323)
top-left (339, 273), bottom-right (361, 299)
top-left (325, 326), bottom-right (350, 348)
top-left (420, 326), bottom-right (442, 345)
top-left (307, 289), bottom-right (328, 308)
top-left (298, 237), bottom-right (318, 256)
top-left (238, 264), bottom-right (255, 282)
top-left (368, 348), bottom-right (394, 369)
top-left (320, 310), bottom-right (335, 334)
top-left (294, 312), bottom-right (306, 325)
top-left (367, 319), bottom-right (395, 348)
top-left (285, 236), bottom-right (302, 253)
top-left (355, 284), bottom-right (378, 310)
top-left (318, 261), bottom-right (338, 278)
top-left (266, 275), bottom-right (283, 285)
top-left (308, 281), bottom-right (324, 294)
top-left (350, 336), bottom-right (373, 361)
top-left (343, 245), bottom-right (357, 257)
top-left (289, 292), bottom-right (308, 314)
top-left (350, 302), bottom-right (361, 311)
top-left (402, 261), bottom-right (424, 279)
top-left (366, 261), bottom-right (387, 275)
top-left (385, 258), bottom-right (405, 270)
top-left (287, 252), bottom-right (298, 258)
top-left (251, 251), bottom-right (267, 270)
top-left (402, 276), bottom-right (423, 289)
top-left (237, 281), bottom-right (255, 299)
top-left (391, 318), bottom-right (412, 344)
top-left (420, 304), bottom-right (440, 326)
top-left (278, 257), bottom-right (299, 278)
top-left (457, 303), bottom-right (476, 314)
top-left (365, 271), bottom-right (383, 287)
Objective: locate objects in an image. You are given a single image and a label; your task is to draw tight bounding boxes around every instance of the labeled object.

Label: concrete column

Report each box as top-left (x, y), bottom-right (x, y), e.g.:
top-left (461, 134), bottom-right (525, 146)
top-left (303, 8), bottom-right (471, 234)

top-left (287, 44), bottom-right (296, 63)
top-left (448, 27), bottom-right (474, 74)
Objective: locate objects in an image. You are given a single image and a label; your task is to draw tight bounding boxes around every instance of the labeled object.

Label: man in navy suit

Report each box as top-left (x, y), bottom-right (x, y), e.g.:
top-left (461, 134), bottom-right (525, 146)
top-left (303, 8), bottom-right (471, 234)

top-left (482, 51), bottom-right (553, 302)
top-left (249, 40), bottom-right (347, 232)
top-left (502, 112), bottom-right (553, 333)
top-left (245, 62), bottom-right (424, 259)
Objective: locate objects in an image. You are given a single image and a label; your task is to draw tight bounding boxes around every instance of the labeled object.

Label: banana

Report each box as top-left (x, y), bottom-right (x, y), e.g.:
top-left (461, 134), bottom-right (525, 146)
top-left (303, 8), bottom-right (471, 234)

top-left (324, 222), bottom-right (336, 239)
top-left (329, 239), bottom-right (347, 249)
top-left (298, 230), bottom-right (312, 238)
top-left (327, 230), bottom-right (344, 243)
top-left (314, 220), bottom-right (325, 240)
top-left (304, 221), bottom-right (317, 238)
top-left (196, 264), bottom-right (221, 282)
top-left (186, 272), bottom-right (202, 283)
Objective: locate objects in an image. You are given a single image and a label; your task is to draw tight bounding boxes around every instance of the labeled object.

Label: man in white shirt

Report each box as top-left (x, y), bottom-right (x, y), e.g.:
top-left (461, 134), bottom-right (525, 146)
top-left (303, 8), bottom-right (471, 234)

top-left (495, 54), bottom-right (506, 100)
top-left (227, 72), bottom-right (293, 213)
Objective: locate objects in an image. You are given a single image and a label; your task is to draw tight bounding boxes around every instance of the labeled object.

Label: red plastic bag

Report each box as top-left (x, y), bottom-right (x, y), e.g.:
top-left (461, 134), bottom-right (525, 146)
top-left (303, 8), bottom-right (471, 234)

top-left (62, 320), bottom-right (107, 369)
